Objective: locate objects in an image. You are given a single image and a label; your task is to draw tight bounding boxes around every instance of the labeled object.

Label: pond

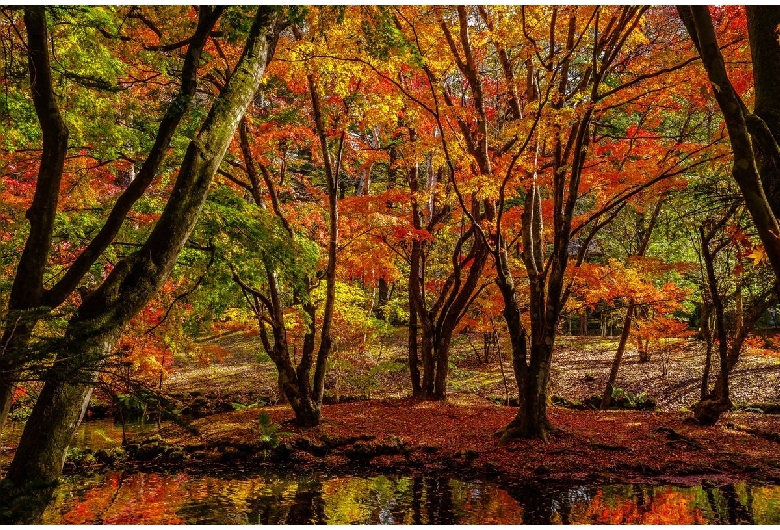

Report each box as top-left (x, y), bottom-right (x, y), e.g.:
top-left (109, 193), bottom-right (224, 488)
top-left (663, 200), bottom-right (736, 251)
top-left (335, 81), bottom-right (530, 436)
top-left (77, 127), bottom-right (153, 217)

top-left (4, 420), bottom-right (780, 524)
top-left (34, 471), bottom-right (780, 524)
top-left (0, 418), bottom-right (158, 470)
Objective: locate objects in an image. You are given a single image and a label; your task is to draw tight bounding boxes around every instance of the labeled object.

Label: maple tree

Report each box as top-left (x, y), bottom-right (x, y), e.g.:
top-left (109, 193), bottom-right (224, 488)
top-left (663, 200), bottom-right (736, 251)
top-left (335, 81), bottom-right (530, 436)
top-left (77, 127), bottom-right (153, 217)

top-left (401, 5), bottom-right (714, 439)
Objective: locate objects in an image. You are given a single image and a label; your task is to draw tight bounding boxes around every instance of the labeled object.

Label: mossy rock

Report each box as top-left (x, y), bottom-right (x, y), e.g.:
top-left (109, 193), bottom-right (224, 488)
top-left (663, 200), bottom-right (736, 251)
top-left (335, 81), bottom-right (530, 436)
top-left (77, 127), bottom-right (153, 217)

top-left (345, 437), bottom-right (405, 461)
top-left (487, 395), bottom-right (519, 407)
top-left (294, 437), bottom-right (328, 457)
top-left (551, 395), bottom-right (587, 410)
top-left (94, 448), bottom-right (126, 465)
top-left (742, 402), bottom-right (780, 414)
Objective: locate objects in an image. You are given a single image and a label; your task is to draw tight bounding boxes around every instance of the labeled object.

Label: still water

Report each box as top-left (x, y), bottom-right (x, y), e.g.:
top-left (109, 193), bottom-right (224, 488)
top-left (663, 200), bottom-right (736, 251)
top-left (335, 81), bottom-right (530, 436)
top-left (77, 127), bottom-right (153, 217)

top-left (4, 420), bottom-right (780, 524)
top-left (38, 471), bottom-right (780, 524)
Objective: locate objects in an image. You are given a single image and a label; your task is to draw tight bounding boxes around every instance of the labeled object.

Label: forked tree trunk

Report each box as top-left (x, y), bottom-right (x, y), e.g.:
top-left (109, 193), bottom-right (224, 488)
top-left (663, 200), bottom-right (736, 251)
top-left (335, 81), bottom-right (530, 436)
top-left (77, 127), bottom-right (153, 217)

top-left (679, 6), bottom-right (780, 296)
top-left (0, 6), bottom-right (220, 431)
top-left (2, 7), bottom-right (281, 489)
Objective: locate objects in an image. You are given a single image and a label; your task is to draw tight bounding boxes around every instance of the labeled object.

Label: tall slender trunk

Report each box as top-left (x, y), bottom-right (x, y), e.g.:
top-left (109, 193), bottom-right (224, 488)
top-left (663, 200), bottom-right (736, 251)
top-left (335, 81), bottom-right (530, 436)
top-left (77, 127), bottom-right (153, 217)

top-left (600, 199), bottom-right (663, 408)
top-left (0, 6), bottom-right (68, 430)
top-left (306, 74), bottom-right (340, 409)
top-left (408, 242), bottom-right (422, 397)
top-left (600, 304), bottom-right (636, 409)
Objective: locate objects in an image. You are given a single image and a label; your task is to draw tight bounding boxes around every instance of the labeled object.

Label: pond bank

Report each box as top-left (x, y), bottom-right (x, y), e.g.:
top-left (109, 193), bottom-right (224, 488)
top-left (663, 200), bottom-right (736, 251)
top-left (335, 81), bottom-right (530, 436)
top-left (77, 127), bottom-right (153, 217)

top-left (54, 398), bottom-right (780, 489)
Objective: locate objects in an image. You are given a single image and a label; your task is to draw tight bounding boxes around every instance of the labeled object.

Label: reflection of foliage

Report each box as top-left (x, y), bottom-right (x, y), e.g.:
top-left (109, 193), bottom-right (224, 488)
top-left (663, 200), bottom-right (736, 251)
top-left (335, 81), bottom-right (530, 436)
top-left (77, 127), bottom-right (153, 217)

top-left (739, 485), bottom-right (780, 524)
top-left (575, 486), bottom-right (708, 524)
top-left (36, 471), bottom-right (780, 524)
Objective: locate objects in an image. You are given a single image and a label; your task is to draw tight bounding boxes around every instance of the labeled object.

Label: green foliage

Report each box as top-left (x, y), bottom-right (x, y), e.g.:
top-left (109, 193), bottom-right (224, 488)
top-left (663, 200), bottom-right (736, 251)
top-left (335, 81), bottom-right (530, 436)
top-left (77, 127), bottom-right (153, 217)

top-left (254, 412), bottom-right (292, 458)
top-left (610, 387), bottom-right (655, 410)
top-left (115, 393), bottom-right (147, 421)
top-left (184, 183), bottom-right (320, 334)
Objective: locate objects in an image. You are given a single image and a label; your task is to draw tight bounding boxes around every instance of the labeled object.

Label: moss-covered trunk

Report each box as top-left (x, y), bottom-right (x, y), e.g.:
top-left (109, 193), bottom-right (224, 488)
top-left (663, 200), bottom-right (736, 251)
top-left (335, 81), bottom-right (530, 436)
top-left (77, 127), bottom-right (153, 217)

top-left (2, 6), bottom-right (281, 491)
top-left (0, 6), bottom-right (220, 430)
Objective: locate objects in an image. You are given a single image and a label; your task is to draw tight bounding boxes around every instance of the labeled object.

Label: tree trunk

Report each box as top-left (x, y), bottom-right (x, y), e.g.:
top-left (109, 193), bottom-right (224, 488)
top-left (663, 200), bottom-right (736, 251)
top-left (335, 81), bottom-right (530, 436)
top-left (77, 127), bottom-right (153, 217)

top-left (700, 303), bottom-right (714, 400)
top-left (502, 339), bottom-right (553, 441)
top-left (376, 278), bottom-right (390, 320)
top-left (747, 6), bottom-right (780, 219)
top-left (2, 6), bottom-right (281, 490)
top-left (420, 322), bottom-right (435, 397)
top-left (307, 73), bottom-right (340, 408)
top-left (601, 303), bottom-right (636, 409)
top-left (0, 6), bottom-right (68, 430)
top-left (5, 331), bottom-right (118, 485)
top-left (433, 331), bottom-right (452, 400)
top-left (693, 223), bottom-right (732, 425)
top-left (408, 238), bottom-right (423, 397)
top-left (679, 6), bottom-right (780, 297)
top-left (0, 6), bottom-right (220, 430)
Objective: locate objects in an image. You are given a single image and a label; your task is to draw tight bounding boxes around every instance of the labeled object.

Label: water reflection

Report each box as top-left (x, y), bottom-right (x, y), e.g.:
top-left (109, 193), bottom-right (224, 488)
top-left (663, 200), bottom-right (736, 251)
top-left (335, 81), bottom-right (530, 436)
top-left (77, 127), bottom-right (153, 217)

top-left (1, 419), bottom-right (158, 469)
top-left (35, 471), bottom-right (780, 525)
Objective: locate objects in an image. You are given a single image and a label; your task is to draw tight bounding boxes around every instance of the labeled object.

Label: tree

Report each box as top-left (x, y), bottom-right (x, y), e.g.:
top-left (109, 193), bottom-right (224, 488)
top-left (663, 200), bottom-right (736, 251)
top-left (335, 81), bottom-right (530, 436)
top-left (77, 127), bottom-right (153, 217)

top-left (677, 6), bottom-right (780, 295)
top-left (693, 201), bottom-right (777, 425)
top-left (2, 5), bottom-right (282, 491)
top-left (427, 6), bottom-right (711, 439)
top-left (0, 5), bottom-right (223, 429)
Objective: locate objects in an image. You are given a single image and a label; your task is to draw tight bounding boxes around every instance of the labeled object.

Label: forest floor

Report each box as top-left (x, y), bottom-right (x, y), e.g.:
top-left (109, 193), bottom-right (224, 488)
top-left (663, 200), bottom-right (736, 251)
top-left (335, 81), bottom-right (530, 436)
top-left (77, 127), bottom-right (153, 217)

top-left (161, 331), bottom-right (780, 413)
top-left (5, 332), bottom-right (780, 488)
top-left (62, 331), bottom-right (780, 487)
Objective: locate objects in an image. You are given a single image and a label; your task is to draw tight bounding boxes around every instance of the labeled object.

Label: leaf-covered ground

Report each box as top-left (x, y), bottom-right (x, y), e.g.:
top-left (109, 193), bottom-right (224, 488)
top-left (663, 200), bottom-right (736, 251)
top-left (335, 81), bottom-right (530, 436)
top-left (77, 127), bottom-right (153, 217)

top-left (116, 398), bottom-right (780, 488)
top-left (83, 332), bottom-right (780, 486)
top-left (163, 332), bottom-right (780, 413)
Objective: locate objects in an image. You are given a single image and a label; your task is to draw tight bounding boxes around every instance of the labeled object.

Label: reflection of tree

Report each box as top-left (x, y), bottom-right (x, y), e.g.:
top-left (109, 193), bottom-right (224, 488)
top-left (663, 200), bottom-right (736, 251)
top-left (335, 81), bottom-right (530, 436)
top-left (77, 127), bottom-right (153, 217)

top-left (507, 484), bottom-right (556, 524)
top-left (702, 483), bottom-right (755, 524)
top-left (722, 484), bottom-right (754, 525)
top-left (411, 476), bottom-right (423, 524)
top-left (286, 479), bottom-right (325, 524)
top-left (425, 477), bottom-right (455, 524)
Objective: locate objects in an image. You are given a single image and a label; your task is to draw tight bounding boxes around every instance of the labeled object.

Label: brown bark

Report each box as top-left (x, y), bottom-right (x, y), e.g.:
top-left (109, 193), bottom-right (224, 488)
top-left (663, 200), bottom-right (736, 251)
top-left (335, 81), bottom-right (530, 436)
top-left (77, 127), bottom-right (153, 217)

top-left (307, 73), bottom-right (340, 409)
top-left (498, 6), bottom-right (647, 440)
top-left (408, 239), bottom-right (423, 397)
top-left (0, 7), bottom-right (69, 431)
top-left (600, 304), bottom-right (636, 409)
top-left (228, 34), bottom-right (341, 427)
top-left (746, 7), bottom-right (780, 219)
